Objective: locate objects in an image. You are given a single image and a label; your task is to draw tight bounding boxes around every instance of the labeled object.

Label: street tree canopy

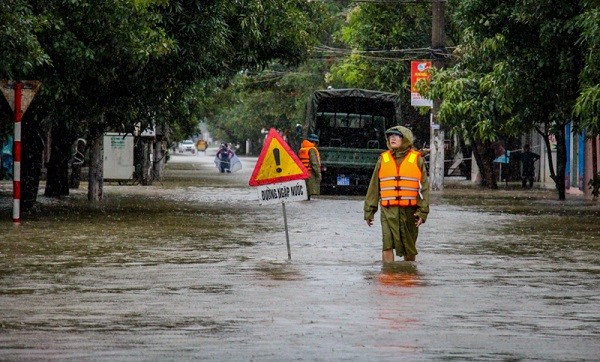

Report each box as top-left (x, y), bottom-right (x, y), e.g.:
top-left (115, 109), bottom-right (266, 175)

top-left (574, 0), bottom-right (600, 136)
top-left (0, 0), bottom-right (328, 206)
top-left (426, 0), bottom-right (583, 198)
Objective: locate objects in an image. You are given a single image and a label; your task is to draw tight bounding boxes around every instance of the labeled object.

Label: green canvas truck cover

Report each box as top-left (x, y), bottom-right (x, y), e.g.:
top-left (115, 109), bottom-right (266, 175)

top-left (304, 88), bottom-right (401, 132)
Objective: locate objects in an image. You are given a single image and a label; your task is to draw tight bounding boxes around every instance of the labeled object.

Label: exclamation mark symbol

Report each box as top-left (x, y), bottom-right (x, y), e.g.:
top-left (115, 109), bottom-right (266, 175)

top-left (273, 148), bottom-right (282, 173)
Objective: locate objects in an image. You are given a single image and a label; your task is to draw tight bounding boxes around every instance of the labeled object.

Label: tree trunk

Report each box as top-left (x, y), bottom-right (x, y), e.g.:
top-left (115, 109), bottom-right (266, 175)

top-left (134, 137), bottom-right (144, 183)
top-left (474, 139), bottom-right (498, 189)
top-left (152, 139), bottom-right (166, 182)
top-left (537, 126), bottom-right (557, 182)
top-left (458, 137), bottom-right (472, 180)
top-left (87, 135), bottom-right (103, 201)
top-left (21, 112), bottom-right (45, 213)
top-left (142, 139), bottom-right (153, 185)
top-left (133, 138), bottom-right (153, 185)
top-left (472, 142), bottom-right (485, 186)
top-left (555, 127), bottom-right (567, 200)
top-left (44, 122), bottom-right (73, 197)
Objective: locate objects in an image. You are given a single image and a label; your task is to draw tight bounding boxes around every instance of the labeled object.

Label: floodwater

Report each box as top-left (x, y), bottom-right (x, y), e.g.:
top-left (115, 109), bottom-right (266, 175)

top-left (0, 149), bottom-right (599, 360)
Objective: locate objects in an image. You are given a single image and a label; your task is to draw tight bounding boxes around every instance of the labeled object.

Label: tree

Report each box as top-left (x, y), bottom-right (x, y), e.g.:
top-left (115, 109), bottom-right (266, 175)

top-left (196, 1), bottom-right (337, 152)
top-left (430, 0), bottom-right (584, 198)
top-left (574, 0), bottom-right (600, 136)
top-left (425, 32), bottom-right (520, 189)
top-left (324, 1), bottom-right (434, 143)
top-left (1, 0), bottom-right (328, 210)
top-left (202, 62), bottom-right (329, 153)
top-left (0, 0), bottom-right (51, 78)
top-left (18, 0), bottom-right (174, 201)
top-left (574, 0), bottom-right (600, 196)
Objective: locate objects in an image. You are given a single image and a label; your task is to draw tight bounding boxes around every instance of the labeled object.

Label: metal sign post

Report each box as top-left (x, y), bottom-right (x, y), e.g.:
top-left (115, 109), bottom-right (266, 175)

top-left (249, 128), bottom-right (310, 260)
top-left (255, 180), bottom-right (308, 260)
top-left (281, 201), bottom-right (291, 260)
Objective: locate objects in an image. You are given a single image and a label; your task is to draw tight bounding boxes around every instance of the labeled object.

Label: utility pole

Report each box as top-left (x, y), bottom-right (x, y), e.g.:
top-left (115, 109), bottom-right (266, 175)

top-left (429, 0), bottom-right (446, 191)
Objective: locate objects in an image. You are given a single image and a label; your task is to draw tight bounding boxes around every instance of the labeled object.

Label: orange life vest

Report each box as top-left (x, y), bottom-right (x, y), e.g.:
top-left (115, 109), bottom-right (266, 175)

top-left (378, 150), bottom-right (422, 207)
top-left (298, 140), bottom-right (320, 171)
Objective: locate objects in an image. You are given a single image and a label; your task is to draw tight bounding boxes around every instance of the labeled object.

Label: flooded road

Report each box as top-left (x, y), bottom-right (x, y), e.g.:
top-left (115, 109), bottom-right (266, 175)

top-left (1, 149), bottom-right (599, 360)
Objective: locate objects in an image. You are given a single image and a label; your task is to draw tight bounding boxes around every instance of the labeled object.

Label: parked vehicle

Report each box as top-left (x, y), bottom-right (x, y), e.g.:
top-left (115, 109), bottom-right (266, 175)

top-left (177, 140), bottom-right (195, 153)
top-left (303, 88), bottom-right (402, 195)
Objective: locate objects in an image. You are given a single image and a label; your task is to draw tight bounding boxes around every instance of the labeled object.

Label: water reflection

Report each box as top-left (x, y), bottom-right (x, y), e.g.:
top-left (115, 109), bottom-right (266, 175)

top-left (371, 261), bottom-right (424, 355)
top-left (377, 261), bottom-right (421, 290)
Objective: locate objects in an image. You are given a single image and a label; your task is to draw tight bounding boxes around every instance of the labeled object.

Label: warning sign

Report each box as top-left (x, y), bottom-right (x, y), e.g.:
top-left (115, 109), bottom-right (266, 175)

top-left (249, 128), bottom-right (309, 186)
top-left (0, 80), bottom-right (41, 114)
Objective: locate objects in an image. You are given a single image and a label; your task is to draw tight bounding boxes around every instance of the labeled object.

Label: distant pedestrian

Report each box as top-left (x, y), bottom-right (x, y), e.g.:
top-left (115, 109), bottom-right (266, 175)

top-left (215, 143), bottom-right (233, 173)
top-left (515, 144), bottom-right (540, 188)
top-left (298, 133), bottom-right (321, 200)
top-left (364, 126), bottom-right (429, 263)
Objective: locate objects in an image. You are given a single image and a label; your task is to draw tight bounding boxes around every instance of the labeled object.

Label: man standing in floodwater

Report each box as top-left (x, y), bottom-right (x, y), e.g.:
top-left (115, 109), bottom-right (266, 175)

top-left (364, 126), bottom-right (429, 262)
top-left (298, 133), bottom-right (321, 200)
top-left (514, 144), bottom-right (540, 188)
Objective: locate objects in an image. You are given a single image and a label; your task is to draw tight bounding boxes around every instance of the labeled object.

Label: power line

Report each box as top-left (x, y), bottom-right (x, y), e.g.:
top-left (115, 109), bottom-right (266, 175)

top-left (314, 45), bottom-right (433, 54)
top-left (313, 45), bottom-right (454, 61)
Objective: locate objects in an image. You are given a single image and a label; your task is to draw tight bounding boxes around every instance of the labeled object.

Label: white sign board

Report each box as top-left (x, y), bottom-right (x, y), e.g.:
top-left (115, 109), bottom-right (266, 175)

top-left (256, 180), bottom-right (308, 205)
top-left (103, 133), bottom-right (134, 180)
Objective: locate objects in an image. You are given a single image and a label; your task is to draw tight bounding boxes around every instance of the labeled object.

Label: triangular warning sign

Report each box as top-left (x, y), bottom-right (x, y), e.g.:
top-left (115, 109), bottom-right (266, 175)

top-left (0, 80), bottom-right (41, 113)
top-left (249, 128), bottom-right (309, 186)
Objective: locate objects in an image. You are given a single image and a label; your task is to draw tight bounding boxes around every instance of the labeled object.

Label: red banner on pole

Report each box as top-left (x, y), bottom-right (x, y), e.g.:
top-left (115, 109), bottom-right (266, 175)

top-left (410, 60), bottom-right (433, 107)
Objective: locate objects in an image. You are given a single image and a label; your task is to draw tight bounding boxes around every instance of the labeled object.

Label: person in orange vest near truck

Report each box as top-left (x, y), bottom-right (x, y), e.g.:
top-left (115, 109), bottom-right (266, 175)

top-left (364, 126), bottom-right (430, 263)
top-left (298, 133), bottom-right (321, 200)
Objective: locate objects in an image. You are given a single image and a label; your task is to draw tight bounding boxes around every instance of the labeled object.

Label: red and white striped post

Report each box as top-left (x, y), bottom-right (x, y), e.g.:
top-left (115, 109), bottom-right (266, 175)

top-left (13, 81), bottom-right (23, 224)
top-left (1, 79), bottom-right (40, 223)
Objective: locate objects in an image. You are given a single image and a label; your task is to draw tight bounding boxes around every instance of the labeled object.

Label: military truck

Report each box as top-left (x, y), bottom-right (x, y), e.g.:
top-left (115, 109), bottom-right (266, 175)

top-left (303, 88), bottom-right (402, 195)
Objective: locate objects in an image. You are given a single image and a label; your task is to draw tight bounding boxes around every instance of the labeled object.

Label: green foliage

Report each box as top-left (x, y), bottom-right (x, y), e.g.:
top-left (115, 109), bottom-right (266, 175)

top-left (433, 0), bottom-right (585, 196)
top-left (326, 2), bottom-right (431, 92)
top-left (134, 0), bottom-right (329, 141)
top-left (430, 0), bottom-right (583, 142)
top-left (0, 0), bottom-right (51, 78)
top-left (574, 0), bottom-right (600, 136)
top-left (3, 0), bottom-right (595, 171)
top-left (202, 61), bottom-right (328, 147)
top-left (197, 1), bottom-right (335, 147)
top-left (1, 0), bottom-right (327, 147)
top-left (11, 0), bottom-right (178, 140)
top-left (424, 32), bottom-right (519, 143)
top-left (574, 86), bottom-right (600, 135)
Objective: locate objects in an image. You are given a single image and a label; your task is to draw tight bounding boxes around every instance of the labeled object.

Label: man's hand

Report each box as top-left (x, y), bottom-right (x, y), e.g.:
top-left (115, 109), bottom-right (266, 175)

top-left (366, 219), bottom-right (373, 227)
top-left (414, 215), bottom-right (424, 227)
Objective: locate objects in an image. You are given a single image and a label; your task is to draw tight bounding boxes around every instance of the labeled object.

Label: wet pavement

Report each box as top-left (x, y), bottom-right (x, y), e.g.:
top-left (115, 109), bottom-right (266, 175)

top-left (0, 149), bottom-right (599, 360)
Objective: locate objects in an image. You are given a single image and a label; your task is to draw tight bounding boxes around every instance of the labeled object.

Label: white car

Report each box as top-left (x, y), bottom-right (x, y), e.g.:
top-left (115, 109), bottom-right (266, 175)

top-left (177, 140), bottom-right (195, 153)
